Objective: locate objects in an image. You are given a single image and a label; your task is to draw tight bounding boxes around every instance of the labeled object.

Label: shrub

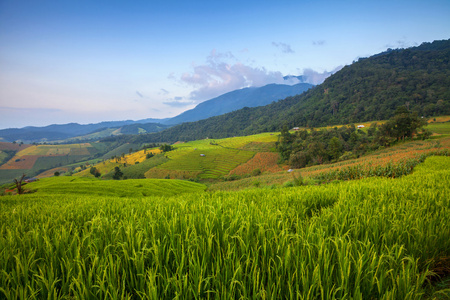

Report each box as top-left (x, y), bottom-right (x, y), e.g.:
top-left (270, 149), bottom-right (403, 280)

top-left (251, 168), bottom-right (261, 176)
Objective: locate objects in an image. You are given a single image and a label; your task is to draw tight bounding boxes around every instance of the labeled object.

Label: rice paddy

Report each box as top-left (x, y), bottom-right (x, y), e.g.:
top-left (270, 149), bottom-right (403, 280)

top-left (1, 156), bottom-right (449, 298)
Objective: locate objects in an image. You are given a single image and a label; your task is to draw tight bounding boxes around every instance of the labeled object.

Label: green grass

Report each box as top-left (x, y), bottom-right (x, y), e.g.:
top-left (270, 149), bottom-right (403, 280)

top-left (428, 121), bottom-right (450, 135)
top-left (101, 143), bottom-right (141, 160)
top-left (0, 156), bottom-right (449, 298)
top-left (0, 170), bottom-right (27, 186)
top-left (24, 176), bottom-right (206, 197)
top-left (0, 150), bottom-right (13, 165)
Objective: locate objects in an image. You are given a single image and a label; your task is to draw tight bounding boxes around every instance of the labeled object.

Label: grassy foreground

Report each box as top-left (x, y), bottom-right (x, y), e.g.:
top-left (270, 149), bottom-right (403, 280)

top-left (1, 156), bottom-right (449, 299)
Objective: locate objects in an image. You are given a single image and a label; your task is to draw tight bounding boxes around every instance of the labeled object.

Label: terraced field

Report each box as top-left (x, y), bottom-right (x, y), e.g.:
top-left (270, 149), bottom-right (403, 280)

top-left (146, 133), bottom-right (279, 179)
top-left (0, 143), bottom-right (95, 170)
top-left (210, 135), bottom-right (450, 191)
top-left (147, 147), bottom-right (255, 179)
top-left (0, 143), bottom-right (113, 184)
top-left (24, 176), bottom-right (206, 197)
top-left (74, 148), bottom-right (162, 178)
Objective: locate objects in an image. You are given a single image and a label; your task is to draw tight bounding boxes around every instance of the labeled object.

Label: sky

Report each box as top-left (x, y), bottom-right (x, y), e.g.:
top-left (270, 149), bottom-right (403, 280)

top-left (0, 0), bottom-right (449, 129)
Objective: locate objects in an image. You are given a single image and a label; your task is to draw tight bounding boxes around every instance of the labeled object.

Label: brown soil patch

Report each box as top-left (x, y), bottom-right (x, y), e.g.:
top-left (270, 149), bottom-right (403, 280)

top-left (0, 142), bottom-right (32, 151)
top-left (230, 152), bottom-right (283, 175)
top-left (0, 155), bottom-right (39, 169)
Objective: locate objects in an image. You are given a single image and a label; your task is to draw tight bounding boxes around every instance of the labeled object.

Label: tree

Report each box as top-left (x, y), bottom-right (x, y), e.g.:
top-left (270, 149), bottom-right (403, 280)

top-left (54, 171), bottom-right (60, 176)
top-left (276, 125), bottom-right (294, 161)
top-left (113, 167), bottom-right (123, 180)
top-left (160, 144), bottom-right (174, 152)
top-left (13, 174), bottom-right (26, 195)
top-left (388, 106), bottom-right (427, 141)
top-left (90, 167), bottom-right (101, 178)
top-left (328, 137), bottom-right (343, 160)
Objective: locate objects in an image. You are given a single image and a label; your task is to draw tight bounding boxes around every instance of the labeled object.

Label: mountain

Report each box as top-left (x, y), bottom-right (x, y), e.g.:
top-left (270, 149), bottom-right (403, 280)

top-left (0, 82), bottom-right (312, 143)
top-left (164, 83), bottom-right (313, 125)
top-left (116, 39), bottom-right (450, 144)
top-left (0, 121), bottom-right (169, 143)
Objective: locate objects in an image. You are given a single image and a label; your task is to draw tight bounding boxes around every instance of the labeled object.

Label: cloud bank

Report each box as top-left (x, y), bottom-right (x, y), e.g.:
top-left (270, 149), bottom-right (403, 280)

top-left (167, 50), bottom-right (343, 107)
top-left (179, 50), bottom-right (286, 101)
top-left (301, 66), bottom-right (343, 85)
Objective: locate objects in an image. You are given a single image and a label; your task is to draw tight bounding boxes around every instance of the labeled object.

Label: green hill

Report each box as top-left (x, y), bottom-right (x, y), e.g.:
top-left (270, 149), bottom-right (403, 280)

top-left (112, 39), bottom-right (450, 144)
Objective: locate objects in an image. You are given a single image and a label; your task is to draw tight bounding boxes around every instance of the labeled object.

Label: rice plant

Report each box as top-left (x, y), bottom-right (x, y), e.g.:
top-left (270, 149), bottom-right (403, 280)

top-left (0, 156), bottom-right (449, 299)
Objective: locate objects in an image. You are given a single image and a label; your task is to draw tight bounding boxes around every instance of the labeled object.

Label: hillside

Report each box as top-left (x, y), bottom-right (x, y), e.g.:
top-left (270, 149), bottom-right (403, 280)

top-left (121, 39), bottom-right (450, 144)
top-left (0, 141), bottom-right (125, 184)
top-left (32, 117), bottom-right (447, 187)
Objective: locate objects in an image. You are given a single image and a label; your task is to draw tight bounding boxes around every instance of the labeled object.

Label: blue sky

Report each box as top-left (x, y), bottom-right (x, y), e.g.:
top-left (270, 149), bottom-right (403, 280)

top-left (0, 0), bottom-right (449, 129)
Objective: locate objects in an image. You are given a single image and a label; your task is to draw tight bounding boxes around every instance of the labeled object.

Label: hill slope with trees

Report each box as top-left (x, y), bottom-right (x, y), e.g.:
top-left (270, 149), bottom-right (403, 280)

top-left (115, 39), bottom-right (450, 144)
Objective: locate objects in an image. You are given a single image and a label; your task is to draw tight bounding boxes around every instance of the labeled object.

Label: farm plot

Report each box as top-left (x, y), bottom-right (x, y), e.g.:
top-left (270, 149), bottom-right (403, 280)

top-left (229, 152), bottom-right (284, 175)
top-left (150, 147), bottom-right (255, 179)
top-left (0, 155), bottom-right (39, 169)
top-left (0, 142), bottom-right (31, 151)
top-left (74, 149), bottom-right (163, 179)
top-left (210, 136), bottom-right (450, 190)
top-left (427, 121), bottom-right (450, 135)
top-left (214, 132), bottom-right (278, 149)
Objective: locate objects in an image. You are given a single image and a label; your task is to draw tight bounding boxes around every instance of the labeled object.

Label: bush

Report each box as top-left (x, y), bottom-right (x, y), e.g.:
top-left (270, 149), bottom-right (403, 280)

top-left (251, 168), bottom-right (261, 176)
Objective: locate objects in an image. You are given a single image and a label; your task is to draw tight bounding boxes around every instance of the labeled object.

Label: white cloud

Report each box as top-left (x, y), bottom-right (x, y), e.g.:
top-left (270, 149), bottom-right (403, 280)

top-left (178, 50), bottom-right (285, 101)
top-left (301, 66), bottom-right (343, 85)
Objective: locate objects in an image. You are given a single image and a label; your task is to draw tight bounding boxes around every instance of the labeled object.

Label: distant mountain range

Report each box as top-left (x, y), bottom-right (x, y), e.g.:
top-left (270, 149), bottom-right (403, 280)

top-left (0, 121), bottom-right (170, 143)
top-left (0, 82), bottom-right (313, 143)
top-left (162, 83), bottom-right (313, 125)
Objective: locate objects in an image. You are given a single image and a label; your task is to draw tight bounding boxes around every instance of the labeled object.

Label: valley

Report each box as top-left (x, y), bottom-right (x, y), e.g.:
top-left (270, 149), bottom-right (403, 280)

top-left (1, 39), bottom-right (449, 298)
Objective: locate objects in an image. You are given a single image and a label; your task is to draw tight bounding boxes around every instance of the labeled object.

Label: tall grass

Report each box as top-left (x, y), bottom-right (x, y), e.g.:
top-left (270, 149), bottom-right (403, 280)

top-left (313, 149), bottom-right (450, 182)
top-left (1, 156), bottom-right (449, 298)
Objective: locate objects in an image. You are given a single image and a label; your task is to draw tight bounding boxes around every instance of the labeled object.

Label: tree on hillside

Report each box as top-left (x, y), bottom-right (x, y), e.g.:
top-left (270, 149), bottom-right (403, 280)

top-left (276, 125), bottom-right (295, 161)
top-left (379, 106), bottom-right (428, 142)
top-left (160, 144), bottom-right (174, 152)
top-left (89, 167), bottom-right (101, 178)
top-left (13, 174), bottom-right (26, 195)
top-left (113, 167), bottom-right (123, 180)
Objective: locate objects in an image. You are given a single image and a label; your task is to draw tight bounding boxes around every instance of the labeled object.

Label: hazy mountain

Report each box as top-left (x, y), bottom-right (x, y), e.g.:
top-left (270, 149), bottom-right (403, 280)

top-left (0, 82), bottom-right (312, 143)
top-left (163, 83), bottom-right (313, 125)
top-left (0, 121), bottom-right (168, 143)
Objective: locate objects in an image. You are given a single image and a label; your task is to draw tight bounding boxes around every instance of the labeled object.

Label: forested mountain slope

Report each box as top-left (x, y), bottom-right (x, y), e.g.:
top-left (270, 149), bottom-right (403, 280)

top-left (106, 39), bottom-right (450, 144)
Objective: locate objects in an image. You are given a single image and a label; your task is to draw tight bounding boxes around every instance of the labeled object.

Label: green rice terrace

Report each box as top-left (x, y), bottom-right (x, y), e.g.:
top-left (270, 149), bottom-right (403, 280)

top-left (0, 156), bottom-right (449, 298)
